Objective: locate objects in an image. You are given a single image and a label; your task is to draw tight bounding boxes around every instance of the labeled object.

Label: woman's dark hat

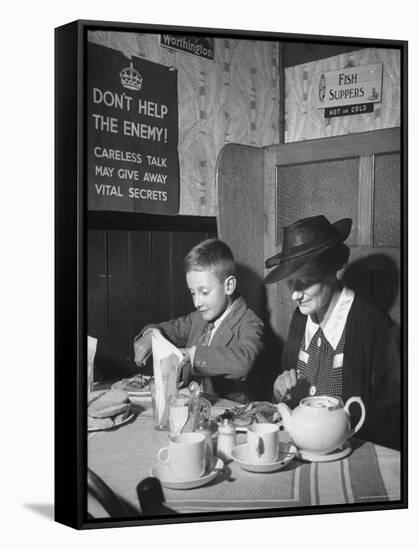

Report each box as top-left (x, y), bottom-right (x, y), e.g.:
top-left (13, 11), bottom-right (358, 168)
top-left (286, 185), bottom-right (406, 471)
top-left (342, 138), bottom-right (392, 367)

top-left (264, 215), bottom-right (352, 284)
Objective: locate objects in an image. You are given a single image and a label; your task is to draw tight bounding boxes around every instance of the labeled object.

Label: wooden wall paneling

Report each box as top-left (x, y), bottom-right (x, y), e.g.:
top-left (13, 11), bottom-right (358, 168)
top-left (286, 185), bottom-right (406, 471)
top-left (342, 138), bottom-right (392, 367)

top-left (357, 156), bottom-right (374, 246)
top-left (106, 231), bottom-right (132, 377)
top-left (87, 230), bottom-right (108, 382)
top-left (344, 247), bottom-right (401, 327)
top-left (371, 265), bottom-right (401, 328)
top-left (373, 153), bottom-right (401, 247)
top-left (265, 128), bottom-right (400, 166)
top-left (216, 143), bottom-right (265, 319)
top-left (88, 211), bottom-right (217, 233)
top-left (348, 246), bottom-right (401, 272)
top-left (345, 148), bottom-right (401, 327)
top-left (261, 146), bottom-right (288, 397)
top-left (169, 231), bottom-right (191, 320)
top-left (264, 146), bottom-right (280, 334)
top-left (151, 231), bottom-right (171, 324)
top-left (275, 158), bottom-right (360, 246)
top-left (275, 277), bottom-right (296, 345)
top-left (129, 230), bottom-right (152, 360)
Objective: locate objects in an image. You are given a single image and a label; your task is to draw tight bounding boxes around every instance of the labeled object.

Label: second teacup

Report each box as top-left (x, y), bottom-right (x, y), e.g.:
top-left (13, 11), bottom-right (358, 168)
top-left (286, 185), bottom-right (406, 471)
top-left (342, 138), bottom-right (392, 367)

top-left (247, 423), bottom-right (279, 464)
top-left (157, 432), bottom-right (206, 481)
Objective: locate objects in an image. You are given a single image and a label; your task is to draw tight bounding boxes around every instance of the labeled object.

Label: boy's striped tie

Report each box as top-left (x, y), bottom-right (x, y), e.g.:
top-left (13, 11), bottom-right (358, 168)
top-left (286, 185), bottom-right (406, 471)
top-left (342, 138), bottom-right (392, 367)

top-left (199, 322), bottom-right (214, 346)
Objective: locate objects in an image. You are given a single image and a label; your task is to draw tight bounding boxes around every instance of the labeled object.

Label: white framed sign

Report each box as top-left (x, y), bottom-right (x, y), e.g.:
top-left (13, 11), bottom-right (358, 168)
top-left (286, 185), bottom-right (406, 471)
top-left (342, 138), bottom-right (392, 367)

top-left (315, 63), bottom-right (383, 110)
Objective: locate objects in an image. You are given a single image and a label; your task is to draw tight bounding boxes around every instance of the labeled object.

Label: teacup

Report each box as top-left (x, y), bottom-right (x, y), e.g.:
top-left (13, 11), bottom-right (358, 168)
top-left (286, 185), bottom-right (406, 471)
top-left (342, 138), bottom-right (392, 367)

top-left (157, 432), bottom-right (206, 481)
top-left (247, 423), bottom-right (280, 464)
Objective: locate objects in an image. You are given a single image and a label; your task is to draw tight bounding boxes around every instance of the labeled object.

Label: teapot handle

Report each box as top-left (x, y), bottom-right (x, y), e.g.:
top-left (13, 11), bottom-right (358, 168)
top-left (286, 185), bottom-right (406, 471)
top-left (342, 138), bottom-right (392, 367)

top-left (344, 396), bottom-right (366, 436)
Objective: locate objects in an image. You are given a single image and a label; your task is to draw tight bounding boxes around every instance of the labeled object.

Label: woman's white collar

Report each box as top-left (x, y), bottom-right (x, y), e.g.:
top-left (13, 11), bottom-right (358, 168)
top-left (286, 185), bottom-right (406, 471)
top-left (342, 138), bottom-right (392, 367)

top-left (305, 287), bottom-right (355, 350)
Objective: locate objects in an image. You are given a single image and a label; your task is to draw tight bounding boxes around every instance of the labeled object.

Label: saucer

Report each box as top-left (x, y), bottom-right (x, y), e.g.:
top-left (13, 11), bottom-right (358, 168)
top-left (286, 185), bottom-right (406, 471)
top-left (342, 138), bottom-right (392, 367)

top-left (150, 458), bottom-right (224, 490)
top-left (230, 442), bottom-right (296, 473)
top-left (297, 442), bottom-right (352, 463)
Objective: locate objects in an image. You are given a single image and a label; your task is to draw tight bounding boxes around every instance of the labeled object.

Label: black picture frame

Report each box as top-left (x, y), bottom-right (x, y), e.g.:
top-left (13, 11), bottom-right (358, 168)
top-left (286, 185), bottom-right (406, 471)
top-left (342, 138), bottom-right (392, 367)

top-left (55, 19), bottom-right (408, 530)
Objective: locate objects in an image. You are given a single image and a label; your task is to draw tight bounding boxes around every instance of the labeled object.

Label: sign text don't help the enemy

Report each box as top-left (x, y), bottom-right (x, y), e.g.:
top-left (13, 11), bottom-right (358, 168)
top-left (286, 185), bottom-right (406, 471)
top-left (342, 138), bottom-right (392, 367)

top-left (87, 43), bottom-right (179, 214)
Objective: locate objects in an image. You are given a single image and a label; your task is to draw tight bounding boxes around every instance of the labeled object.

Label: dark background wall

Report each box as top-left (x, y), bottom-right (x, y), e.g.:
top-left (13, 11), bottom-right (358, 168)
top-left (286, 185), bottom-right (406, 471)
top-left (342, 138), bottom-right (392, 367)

top-left (88, 214), bottom-right (216, 381)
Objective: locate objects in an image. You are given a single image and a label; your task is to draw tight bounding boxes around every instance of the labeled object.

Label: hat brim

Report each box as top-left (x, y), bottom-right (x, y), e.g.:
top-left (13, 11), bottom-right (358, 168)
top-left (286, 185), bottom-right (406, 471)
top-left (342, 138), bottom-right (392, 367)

top-left (265, 218), bottom-right (352, 269)
top-left (264, 218), bottom-right (352, 284)
top-left (264, 244), bottom-right (332, 284)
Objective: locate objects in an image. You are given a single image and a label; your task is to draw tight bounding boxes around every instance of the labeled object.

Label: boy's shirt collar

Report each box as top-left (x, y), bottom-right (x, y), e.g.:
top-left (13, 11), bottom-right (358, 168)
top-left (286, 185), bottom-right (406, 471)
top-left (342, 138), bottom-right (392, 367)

top-left (209, 298), bottom-right (236, 343)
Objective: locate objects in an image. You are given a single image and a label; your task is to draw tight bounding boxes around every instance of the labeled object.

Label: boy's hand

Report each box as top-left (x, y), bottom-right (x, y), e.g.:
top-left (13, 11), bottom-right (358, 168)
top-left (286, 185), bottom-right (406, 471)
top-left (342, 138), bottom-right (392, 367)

top-left (177, 348), bottom-right (192, 385)
top-left (133, 332), bottom-right (153, 367)
top-left (178, 347), bottom-right (191, 366)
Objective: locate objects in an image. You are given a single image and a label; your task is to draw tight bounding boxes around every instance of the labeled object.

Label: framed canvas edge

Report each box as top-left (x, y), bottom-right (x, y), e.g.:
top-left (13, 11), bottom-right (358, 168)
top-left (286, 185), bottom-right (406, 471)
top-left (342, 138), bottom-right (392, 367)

top-left (58, 18), bottom-right (408, 49)
top-left (400, 37), bottom-right (408, 511)
top-left (54, 18), bottom-right (409, 530)
top-left (55, 20), bottom-right (84, 529)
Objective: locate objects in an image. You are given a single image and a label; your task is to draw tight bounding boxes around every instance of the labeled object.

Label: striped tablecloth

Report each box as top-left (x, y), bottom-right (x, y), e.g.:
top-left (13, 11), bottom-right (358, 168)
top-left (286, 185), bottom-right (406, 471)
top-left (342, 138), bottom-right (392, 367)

top-left (88, 404), bottom-right (401, 516)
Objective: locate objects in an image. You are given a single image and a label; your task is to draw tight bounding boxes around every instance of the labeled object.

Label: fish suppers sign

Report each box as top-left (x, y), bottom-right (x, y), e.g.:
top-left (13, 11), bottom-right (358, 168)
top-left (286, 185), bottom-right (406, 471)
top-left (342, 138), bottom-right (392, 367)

top-left (87, 42), bottom-right (179, 214)
top-left (315, 63), bottom-right (383, 118)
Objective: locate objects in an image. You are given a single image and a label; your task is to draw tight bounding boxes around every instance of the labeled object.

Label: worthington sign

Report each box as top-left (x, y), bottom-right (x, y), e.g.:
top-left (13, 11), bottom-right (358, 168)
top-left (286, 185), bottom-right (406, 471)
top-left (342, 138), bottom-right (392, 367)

top-left (160, 34), bottom-right (214, 60)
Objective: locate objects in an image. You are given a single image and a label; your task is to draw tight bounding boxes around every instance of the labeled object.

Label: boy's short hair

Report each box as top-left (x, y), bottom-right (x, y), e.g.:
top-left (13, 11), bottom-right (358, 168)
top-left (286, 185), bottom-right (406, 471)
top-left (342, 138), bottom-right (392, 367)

top-left (184, 238), bottom-right (236, 282)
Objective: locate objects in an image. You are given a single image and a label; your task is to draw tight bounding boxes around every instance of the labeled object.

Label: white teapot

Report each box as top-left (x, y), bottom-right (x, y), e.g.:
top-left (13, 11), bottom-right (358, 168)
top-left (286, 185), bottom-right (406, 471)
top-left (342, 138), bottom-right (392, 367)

top-left (277, 395), bottom-right (366, 455)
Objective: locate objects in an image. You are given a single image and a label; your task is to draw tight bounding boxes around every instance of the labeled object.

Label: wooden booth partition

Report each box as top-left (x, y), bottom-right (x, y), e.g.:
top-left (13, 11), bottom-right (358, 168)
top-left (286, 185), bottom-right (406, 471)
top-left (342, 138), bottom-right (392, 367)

top-left (265, 127), bottom-right (401, 346)
top-left (216, 127), bottom-right (401, 391)
top-left (216, 144), bottom-right (265, 318)
top-left (217, 143), bottom-right (284, 399)
top-left (87, 213), bottom-right (217, 382)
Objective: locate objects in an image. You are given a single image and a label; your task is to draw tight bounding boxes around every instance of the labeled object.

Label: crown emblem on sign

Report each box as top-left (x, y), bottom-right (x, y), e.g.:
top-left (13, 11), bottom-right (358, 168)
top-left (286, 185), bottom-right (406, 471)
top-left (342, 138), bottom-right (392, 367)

top-left (120, 61), bottom-right (143, 91)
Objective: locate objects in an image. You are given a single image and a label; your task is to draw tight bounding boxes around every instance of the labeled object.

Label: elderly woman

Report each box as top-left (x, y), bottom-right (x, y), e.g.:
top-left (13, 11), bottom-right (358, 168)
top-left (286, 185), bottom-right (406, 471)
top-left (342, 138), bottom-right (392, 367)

top-left (265, 215), bottom-right (400, 449)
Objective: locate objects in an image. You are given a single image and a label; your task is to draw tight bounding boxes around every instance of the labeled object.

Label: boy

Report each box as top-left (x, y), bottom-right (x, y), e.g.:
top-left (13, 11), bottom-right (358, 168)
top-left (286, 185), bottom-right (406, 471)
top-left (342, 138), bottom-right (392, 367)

top-left (133, 238), bottom-right (264, 402)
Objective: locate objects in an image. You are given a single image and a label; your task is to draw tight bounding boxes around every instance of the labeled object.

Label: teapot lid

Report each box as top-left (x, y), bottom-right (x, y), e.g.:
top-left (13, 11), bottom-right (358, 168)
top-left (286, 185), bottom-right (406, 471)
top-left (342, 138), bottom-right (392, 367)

top-left (301, 395), bottom-right (342, 410)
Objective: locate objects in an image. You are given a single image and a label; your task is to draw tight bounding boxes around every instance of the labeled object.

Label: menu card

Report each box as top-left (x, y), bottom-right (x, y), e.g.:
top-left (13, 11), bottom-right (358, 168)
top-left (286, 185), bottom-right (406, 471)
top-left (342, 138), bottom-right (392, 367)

top-left (87, 335), bottom-right (98, 393)
top-left (152, 331), bottom-right (183, 426)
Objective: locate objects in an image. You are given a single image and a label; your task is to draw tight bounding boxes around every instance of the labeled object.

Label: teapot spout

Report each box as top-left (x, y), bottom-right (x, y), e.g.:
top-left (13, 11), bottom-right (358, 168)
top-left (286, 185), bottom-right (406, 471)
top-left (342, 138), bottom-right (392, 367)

top-left (277, 402), bottom-right (292, 433)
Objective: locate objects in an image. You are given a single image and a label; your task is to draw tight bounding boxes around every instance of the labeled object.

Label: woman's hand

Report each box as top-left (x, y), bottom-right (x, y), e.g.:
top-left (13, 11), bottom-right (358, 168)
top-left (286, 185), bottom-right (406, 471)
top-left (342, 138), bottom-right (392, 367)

top-left (273, 369), bottom-right (298, 401)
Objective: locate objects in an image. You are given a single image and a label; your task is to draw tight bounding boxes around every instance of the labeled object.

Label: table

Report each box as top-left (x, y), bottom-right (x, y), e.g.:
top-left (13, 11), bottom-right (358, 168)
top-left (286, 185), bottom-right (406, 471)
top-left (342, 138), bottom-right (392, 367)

top-left (88, 399), bottom-right (401, 517)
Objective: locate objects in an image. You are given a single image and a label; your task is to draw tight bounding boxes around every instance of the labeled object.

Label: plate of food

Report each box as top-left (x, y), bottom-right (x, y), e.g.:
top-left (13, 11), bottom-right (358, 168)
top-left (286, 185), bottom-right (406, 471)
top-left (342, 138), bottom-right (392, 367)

top-left (88, 388), bottom-right (135, 432)
top-left (214, 401), bottom-right (282, 432)
top-left (111, 374), bottom-right (152, 396)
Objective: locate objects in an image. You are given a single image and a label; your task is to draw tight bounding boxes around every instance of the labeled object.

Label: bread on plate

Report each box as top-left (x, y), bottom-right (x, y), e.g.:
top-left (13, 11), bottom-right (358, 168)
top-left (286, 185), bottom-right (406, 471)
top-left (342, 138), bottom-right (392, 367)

top-left (88, 388), bottom-right (131, 418)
